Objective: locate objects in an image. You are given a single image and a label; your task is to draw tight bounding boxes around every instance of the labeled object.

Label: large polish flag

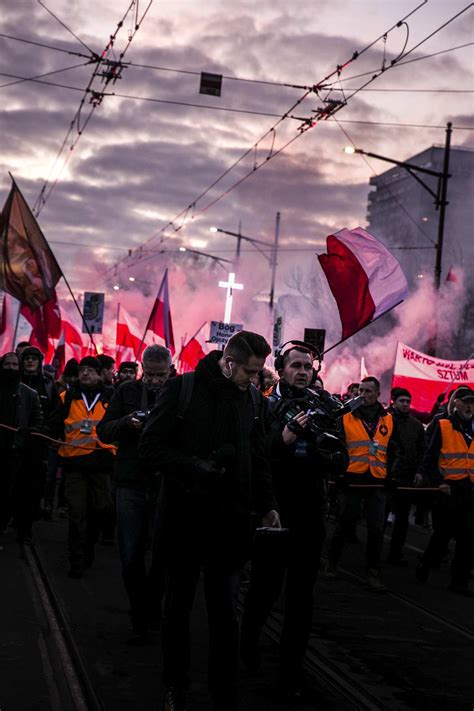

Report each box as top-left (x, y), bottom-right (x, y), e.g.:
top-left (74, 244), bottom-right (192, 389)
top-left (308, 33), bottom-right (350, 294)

top-left (178, 322), bottom-right (208, 373)
top-left (318, 227), bottom-right (408, 341)
top-left (116, 304), bottom-right (144, 365)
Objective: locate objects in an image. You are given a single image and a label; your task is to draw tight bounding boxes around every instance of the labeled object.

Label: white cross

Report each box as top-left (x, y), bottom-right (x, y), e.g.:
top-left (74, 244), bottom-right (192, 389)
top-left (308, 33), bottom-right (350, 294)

top-left (218, 272), bottom-right (243, 324)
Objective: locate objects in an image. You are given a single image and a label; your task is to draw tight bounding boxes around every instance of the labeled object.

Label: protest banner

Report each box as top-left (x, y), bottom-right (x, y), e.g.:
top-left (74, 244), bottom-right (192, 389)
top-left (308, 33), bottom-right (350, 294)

top-left (391, 341), bottom-right (474, 412)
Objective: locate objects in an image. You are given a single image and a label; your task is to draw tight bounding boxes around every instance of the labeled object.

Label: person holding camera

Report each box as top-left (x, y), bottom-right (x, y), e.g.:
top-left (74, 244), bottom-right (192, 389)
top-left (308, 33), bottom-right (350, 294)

top-left (139, 331), bottom-right (279, 711)
top-left (96, 345), bottom-right (172, 643)
top-left (241, 343), bottom-right (348, 702)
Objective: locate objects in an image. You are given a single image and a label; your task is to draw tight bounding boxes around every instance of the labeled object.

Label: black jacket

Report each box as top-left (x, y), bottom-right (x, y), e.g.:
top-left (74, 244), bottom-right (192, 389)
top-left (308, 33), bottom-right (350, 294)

top-left (97, 379), bottom-right (157, 489)
top-left (0, 371), bottom-right (44, 450)
top-left (138, 351), bottom-right (277, 567)
top-left (266, 383), bottom-right (348, 526)
top-left (388, 408), bottom-right (425, 481)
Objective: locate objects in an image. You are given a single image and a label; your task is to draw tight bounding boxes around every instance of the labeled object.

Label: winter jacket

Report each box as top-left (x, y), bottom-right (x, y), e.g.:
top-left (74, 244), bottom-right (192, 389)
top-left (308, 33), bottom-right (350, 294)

top-left (138, 351), bottom-right (277, 567)
top-left (389, 408), bottom-right (425, 481)
top-left (97, 379), bottom-right (158, 489)
top-left (421, 413), bottom-right (474, 488)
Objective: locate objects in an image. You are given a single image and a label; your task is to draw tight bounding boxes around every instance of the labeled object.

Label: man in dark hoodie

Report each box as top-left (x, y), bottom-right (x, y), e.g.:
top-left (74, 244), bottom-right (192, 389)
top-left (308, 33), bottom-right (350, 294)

top-left (328, 376), bottom-right (400, 591)
top-left (49, 356), bottom-right (116, 578)
top-left (0, 352), bottom-right (43, 539)
top-left (97, 345), bottom-right (172, 644)
top-left (139, 331), bottom-right (279, 711)
top-left (416, 386), bottom-right (474, 595)
top-left (386, 387), bottom-right (425, 565)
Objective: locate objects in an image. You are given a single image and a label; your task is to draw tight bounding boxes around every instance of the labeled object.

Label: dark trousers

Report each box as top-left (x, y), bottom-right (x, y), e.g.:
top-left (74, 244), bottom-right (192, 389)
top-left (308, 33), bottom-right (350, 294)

top-left (64, 469), bottom-right (113, 568)
top-left (386, 491), bottom-right (411, 560)
top-left (43, 449), bottom-right (60, 508)
top-left (242, 521), bottom-right (324, 680)
top-left (116, 486), bottom-right (163, 632)
top-left (162, 562), bottom-right (240, 710)
top-left (329, 486), bottom-right (386, 570)
top-left (421, 485), bottom-right (474, 587)
top-left (0, 451), bottom-right (21, 530)
top-left (12, 457), bottom-right (46, 540)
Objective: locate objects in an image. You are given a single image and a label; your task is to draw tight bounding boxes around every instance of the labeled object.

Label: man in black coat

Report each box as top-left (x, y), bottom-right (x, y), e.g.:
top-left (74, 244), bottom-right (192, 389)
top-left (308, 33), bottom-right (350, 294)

top-left (0, 352), bottom-right (44, 540)
top-left (97, 345), bottom-right (172, 643)
top-left (241, 345), bottom-right (348, 700)
top-left (386, 387), bottom-right (425, 564)
top-left (139, 331), bottom-right (279, 711)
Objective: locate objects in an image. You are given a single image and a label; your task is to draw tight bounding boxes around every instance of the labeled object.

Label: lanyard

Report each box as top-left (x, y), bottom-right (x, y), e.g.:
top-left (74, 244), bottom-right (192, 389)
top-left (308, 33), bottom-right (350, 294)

top-left (81, 392), bottom-right (101, 414)
top-left (361, 416), bottom-right (380, 439)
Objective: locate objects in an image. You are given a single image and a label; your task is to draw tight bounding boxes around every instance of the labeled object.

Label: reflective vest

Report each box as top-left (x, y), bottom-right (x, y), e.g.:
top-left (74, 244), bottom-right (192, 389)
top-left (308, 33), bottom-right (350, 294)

top-left (58, 391), bottom-right (116, 458)
top-left (438, 419), bottom-right (474, 483)
top-left (343, 411), bottom-right (393, 479)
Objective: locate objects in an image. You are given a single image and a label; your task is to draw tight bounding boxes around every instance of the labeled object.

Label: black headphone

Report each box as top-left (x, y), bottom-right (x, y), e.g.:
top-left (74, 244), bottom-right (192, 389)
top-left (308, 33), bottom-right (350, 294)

top-left (274, 339), bottom-right (322, 375)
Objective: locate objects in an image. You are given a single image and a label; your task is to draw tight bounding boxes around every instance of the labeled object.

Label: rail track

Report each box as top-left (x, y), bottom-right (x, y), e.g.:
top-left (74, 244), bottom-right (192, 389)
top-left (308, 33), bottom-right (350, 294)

top-left (24, 542), bottom-right (104, 711)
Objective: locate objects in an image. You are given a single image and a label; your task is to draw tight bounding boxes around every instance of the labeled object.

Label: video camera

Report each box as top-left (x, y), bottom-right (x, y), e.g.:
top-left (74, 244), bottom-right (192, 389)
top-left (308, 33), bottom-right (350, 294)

top-left (273, 389), bottom-right (364, 450)
top-left (133, 409), bottom-right (151, 423)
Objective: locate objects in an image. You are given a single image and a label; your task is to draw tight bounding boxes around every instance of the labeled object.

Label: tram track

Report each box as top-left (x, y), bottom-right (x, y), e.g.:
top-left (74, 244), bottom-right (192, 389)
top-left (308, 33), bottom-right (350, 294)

top-left (336, 565), bottom-right (474, 643)
top-left (25, 542), bottom-right (104, 711)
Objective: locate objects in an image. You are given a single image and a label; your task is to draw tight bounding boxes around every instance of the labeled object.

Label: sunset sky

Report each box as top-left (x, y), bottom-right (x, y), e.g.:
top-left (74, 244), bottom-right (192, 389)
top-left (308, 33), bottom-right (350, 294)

top-left (1, 0), bottom-right (473, 363)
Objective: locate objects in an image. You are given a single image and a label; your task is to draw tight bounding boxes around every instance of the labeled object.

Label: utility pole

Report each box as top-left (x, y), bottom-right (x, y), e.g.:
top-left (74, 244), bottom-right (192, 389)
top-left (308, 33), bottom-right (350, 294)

top-left (434, 122), bottom-right (452, 290)
top-left (269, 211), bottom-right (280, 311)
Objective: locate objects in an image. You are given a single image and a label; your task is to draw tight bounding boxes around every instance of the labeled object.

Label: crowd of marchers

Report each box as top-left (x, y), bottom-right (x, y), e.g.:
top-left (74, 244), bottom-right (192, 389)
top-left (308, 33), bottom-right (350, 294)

top-left (0, 332), bottom-right (473, 711)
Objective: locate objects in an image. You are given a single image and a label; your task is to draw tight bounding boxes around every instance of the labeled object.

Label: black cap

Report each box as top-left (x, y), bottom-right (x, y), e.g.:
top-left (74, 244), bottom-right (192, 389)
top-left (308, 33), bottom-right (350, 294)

top-left (118, 361), bottom-right (138, 374)
top-left (454, 387), bottom-right (474, 402)
top-left (79, 356), bottom-right (101, 374)
top-left (391, 387), bottom-right (411, 400)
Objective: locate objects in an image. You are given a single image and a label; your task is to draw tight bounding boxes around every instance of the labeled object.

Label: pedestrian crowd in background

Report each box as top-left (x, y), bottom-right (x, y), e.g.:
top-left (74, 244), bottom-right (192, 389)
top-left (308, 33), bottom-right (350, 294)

top-left (0, 332), bottom-right (473, 711)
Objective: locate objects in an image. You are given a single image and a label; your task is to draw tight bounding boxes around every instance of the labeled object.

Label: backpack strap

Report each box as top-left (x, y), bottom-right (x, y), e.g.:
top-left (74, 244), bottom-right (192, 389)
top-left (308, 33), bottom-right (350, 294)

top-left (249, 383), bottom-right (263, 422)
top-left (177, 372), bottom-right (195, 420)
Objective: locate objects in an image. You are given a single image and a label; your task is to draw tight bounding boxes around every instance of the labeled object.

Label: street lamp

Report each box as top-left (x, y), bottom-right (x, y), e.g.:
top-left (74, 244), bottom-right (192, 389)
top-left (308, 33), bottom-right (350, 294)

top-left (177, 245), bottom-right (232, 270)
top-left (343, 121), bottom-right (452, 291)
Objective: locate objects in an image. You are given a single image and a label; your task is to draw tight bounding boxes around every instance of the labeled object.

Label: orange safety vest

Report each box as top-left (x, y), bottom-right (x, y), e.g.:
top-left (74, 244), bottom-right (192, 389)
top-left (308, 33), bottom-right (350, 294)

top-left (58, 391), bottom-right (116, 458)
top-left (438, 419), bottom-right (474, 483)
top-left (343, 411), bottom-right (393, 479)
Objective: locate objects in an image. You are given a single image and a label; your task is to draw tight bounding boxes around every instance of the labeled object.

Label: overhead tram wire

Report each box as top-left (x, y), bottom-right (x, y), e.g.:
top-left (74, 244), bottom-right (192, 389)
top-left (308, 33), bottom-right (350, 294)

top-left (108, 2), bottom-right (474, 280)
top-left (101, 0), bottom-right (431, 281)
top-left (1, 31), bottom-right (471, 94)
top-left (1, 70), bottom-right (473, 131)
top-left (0, 61), bottom-right (94, 90)
top-left (32, 0), bottom-right (153, 216)
top-left (37, 0), bottom-right (96, 56)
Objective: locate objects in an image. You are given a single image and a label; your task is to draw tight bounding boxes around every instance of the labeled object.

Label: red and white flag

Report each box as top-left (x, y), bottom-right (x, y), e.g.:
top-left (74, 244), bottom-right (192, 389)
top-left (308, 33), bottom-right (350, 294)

top-left (20, 288), bottom-right (62, 353)
top-left (360, 356), bottom-right (369, 380)
top-left (392, 341), bottom-right (474, 411)
top-left (318, 227), bottom-right (408, 341)
top-left (143, 268), bottom-right (175, 355)
top-left (116, 304), bottom-right (143, 365)
top-left (0, 291), bottom-right (14, 352)
top-left (178, 322), bottom-right (208, 373)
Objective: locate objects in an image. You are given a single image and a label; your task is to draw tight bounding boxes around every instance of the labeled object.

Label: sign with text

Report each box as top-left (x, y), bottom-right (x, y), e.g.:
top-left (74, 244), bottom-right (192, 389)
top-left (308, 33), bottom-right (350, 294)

top-left (391, 341), bottom-right (474, 411)
top-left (82, 292), bottom-right (105, 334)
top-left (209, 321), bottom-right (242, 346)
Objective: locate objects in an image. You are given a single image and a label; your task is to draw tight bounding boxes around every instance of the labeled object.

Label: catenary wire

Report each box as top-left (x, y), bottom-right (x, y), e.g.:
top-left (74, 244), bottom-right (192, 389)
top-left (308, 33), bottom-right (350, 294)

top-left (101, 2), bottom-right (432, 280)
top-left (0, 61), bottom-right (93, 90)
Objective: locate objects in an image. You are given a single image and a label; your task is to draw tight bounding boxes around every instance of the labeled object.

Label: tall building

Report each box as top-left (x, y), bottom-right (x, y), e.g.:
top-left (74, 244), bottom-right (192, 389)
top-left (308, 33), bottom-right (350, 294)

top-left (366, 144), bottom-right (474, 353)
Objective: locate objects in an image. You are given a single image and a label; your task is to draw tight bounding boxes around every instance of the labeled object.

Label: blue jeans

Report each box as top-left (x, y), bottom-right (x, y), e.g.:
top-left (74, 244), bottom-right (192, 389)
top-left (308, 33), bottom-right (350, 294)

top-left (116, 486), bottom-right (163, 632)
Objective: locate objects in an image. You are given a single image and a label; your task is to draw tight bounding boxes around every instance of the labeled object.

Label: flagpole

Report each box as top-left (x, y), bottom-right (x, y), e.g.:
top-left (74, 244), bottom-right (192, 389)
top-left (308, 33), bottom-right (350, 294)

top-left (323, 301), bottom-right (404, 357)
top-left (12, 298), bottom-right (21, 348)
top-left (116, 302), bottom-right (120, 362)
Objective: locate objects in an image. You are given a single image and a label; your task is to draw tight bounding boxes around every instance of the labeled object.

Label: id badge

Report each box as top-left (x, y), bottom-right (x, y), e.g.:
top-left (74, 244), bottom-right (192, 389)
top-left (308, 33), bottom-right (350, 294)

top-left (80, 418), bottom-right (93, 434)
top-left (369, 439), bottom-right (379, 455)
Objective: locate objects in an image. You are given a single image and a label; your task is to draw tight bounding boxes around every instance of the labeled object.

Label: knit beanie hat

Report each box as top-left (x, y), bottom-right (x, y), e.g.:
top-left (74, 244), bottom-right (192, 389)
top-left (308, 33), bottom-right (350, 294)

top-left (79, 356), bottom-right (101, 374)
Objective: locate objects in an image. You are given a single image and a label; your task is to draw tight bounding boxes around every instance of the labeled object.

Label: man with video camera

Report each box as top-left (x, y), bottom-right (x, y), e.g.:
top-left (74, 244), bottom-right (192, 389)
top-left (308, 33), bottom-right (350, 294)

top-left (241, 342), bottom-right (348, 702)
top-left (97, 345), bottom-right (172, 643)
top-left (139, 331), bottom-right (279, 711)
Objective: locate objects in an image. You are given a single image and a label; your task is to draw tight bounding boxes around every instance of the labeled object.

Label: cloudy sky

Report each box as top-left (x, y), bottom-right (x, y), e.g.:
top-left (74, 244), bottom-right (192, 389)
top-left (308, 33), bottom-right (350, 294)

top-left (1, 0), bottom-right (473, 358)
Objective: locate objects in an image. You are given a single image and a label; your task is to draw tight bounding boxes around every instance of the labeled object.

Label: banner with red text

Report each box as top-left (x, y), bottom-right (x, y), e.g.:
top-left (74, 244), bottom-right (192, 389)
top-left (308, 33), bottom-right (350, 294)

top-left (391, 342), bottom-right (474, 412)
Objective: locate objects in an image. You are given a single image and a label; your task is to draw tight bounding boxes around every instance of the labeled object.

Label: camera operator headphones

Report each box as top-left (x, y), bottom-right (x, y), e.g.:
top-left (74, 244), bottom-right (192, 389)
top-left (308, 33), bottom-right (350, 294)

top-left (274, 339), bottom-right (322, 380)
